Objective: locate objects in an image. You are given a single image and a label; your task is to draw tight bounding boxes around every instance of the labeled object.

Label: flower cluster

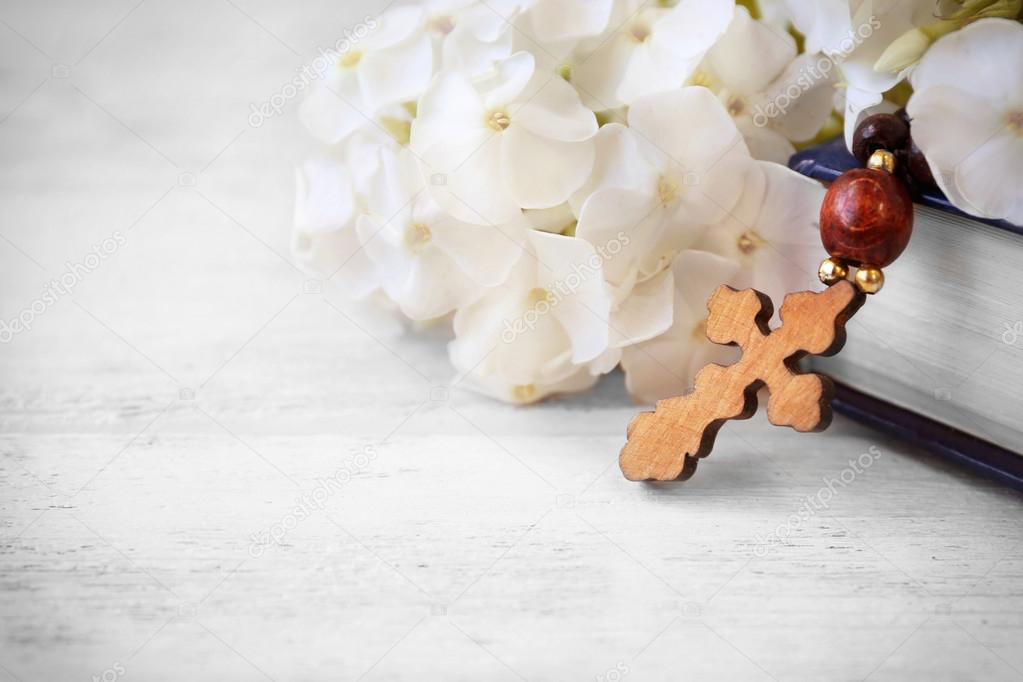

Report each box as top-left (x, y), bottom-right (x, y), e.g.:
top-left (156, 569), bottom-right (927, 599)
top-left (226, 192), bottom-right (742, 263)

top-left (292, 0), bottom-right (1021, 404)
top-left (782, 0), bottom-right (1022, 225)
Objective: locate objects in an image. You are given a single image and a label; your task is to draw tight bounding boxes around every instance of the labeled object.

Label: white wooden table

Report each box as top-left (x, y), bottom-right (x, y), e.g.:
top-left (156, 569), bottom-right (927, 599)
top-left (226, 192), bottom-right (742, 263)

top-left (1, 1), bottom-right (1021, 680)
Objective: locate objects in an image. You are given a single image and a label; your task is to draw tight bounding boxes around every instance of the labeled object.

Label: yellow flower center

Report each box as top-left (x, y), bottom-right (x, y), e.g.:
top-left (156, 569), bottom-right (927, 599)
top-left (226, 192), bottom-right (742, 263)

top-left (527, 287), bottom-right (554, 306)
top-left (690, 70), bottom-right (716, 89)
top-left (380, 117), bottom-right (412, 145)
top-left (1007, 110), bottom-right (1023, 135)
top-left (737, 230), bottom-right (766, 255)
top-left (429, 15), bottom-right (455, 35)
top-left (487, 110), bottom-right (511, 132)
top-left (512, 384), bottom-right (538, 403)
top-left (629, 23), bottom-right (651, 43)
top-left (338, 50), bottom-right (363, 69)
top-left (657, 175), bottom-right (681, 205)
top-left (726, 95), bottom-right (746, 117)
top-left (404, 223), bottom-right (432, 252)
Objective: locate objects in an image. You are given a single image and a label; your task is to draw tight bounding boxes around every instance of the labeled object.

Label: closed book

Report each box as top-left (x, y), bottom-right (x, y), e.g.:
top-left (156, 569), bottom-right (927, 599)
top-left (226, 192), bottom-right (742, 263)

top-left (790, 139), bottom-right (1023, 490)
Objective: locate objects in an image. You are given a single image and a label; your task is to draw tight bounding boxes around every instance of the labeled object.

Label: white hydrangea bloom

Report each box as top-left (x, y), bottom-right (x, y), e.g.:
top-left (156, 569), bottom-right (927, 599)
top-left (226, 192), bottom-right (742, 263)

top-left (411, 51), bottom-right (598, 225)
top-left (782, 0), bottom-right (852, 56)
top-left (572, 87), bottom-right (752, 223)
top-left (356, 146), bottom-right (527, 320)
top-left (831, 0), bottom-right (935, 148)
top-left (510, 0), bottom-right (616, 45)
top-left (907, 19), bottom-right (1023, 225)
top-left (435, 2), bottom-right (515, 77)
top-left (570, 0), bottom-right (734, 110)
top-left (572, 87), bottom-right (753, 348)
top-left (293, 0), bottom-right (869, 405)
top-left (293, 130), bottom-right (396, 297)
top-left (697, 161), bottom-right (826, 308)
top-left (621, 250), bottom-right (741, 404)
top-left (448, 229), bottom-right (613, 403)
top-left (695, 6), bottom-right (836, 163)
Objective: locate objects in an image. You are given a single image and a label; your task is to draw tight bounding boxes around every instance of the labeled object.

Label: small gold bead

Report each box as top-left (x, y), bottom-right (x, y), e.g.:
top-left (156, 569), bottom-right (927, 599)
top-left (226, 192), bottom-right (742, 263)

top-left (818, 257), bottom-right (849, 286)
top-left (867, 149), bottom-right (897, 174)
top-left (854, 265), bottom-right (885, 294)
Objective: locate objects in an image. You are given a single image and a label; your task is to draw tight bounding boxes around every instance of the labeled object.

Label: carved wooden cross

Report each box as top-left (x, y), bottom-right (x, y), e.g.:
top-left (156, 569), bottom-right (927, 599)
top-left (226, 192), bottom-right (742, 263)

top-left (620, 280), bottom-right (865, 481)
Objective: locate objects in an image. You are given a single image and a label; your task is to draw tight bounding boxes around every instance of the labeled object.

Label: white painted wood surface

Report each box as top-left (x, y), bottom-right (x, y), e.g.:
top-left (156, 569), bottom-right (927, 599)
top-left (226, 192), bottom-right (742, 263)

top-left (1, 1), bottom-right (1021, 680)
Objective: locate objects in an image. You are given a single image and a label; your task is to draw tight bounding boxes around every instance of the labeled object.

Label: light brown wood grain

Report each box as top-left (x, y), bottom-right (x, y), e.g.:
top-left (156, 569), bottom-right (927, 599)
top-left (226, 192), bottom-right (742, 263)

top-left (620, 280), bottom-right (866, 481)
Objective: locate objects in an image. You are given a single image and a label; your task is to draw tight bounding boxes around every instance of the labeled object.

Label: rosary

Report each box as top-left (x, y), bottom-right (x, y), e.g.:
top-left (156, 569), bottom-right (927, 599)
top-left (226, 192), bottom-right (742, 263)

top-left (620, 112), bottom-right (933, 482)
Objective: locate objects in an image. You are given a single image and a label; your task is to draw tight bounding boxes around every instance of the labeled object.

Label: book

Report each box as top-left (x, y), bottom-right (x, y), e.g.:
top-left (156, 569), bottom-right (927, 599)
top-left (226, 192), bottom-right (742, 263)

top-left (790, 138), bottom-right (1023, 490)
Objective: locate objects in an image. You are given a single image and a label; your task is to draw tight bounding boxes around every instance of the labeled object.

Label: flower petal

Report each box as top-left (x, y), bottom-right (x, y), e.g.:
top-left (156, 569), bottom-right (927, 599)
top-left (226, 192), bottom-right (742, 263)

top-left (410, 70), bottom-right (487, 155)
top-left (299, 75), bottom-right (368, 144)
top-left (512, 75), bottom-right (597, 142)
top-left (480, 51), bottom-right (536, 109)
top-left (294, 158), bottom-right (356, 233)
top-left (910, 19), bottom-right (1023, 102)
top-left (628, 87), bottom-right (748, 175)
top-left (526, 0), bottom-right (614, 43)
top-left (569, 123), bottom-right (660, 215)
top-left (502, 126), bottom-right (595, 210)
top-left (907, 85), bottom-right (1010, 220)
top-left (427, 130), bottom-right (522, 224)
top-left (707, 5), bottom-right (795, 97)
top-left (358, 32), bottom-right (435, 111)
top-left (431, 214), bottom-right (528, 287)
top-left (529, 230), bottom-right (611, 363)
top-left (610, 267), bottom-right (675, 347)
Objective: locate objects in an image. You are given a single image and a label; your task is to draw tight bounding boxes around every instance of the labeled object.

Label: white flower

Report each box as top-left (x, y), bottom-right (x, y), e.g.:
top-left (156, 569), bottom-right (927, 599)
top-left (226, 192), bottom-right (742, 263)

top-left (831, 0), bottom-right (934, 147)
top-left (570, 0), bottom-right (734, 110)
top-left (576, 86), bottom-right (761, 351)
top-left (448, 229), bottom-right (613, 403)
top-left (573, 87), bottom-right (752, 222)
top-left (755, 0), bottom-right (797, 32)
top-left (696, 161), bottom-right (826, 308)
top-left (782, 0), bottom-right (852, 56)
top-left (511, 0), bottom-right (615, 45)
top-left (695, 6), bottom-right (836, 163)
top-left (572, 87), bottom-right (754, 346)
top-left (621, 250), bottom-right (741, 404)
top-left (411, 51), bottom-right (598, 225)
top-left (907, 19), bottom-right (1023, 225)
top-left (293, 131), bottom-right (395, 297)
top-left (356, 147), bottom-right (527, 320)
top-left (436, 2), bottom-right (515, 77)
top-left (300, 6), bottom-right (435, 145)
top-left (524, 203), bottom-right (577, 234)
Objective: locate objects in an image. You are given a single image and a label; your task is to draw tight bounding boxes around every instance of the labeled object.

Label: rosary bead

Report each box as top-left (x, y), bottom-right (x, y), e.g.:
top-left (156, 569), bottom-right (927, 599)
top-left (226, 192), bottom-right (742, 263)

top-left (854, 266), bottom-right (885, 294)
top-left (852, 113), bottom-right (909, 166)
top-left (819, 168), bottom-right (914, 268)
top-left (905, 139), bottom-right (937, 189)
top-left (867, 149), bottom-right (897, 174)
top-left (818, 258), bottom-right (849, 286)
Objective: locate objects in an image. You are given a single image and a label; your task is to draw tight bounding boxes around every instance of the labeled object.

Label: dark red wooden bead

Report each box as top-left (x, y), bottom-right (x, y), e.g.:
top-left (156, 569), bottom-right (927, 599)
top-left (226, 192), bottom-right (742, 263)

top-left (852, 113), bottom-right (910, 166)
top-left (906, 139), bottom-right (937, 189)
top-left (820, 168), bottom-right (914, 268)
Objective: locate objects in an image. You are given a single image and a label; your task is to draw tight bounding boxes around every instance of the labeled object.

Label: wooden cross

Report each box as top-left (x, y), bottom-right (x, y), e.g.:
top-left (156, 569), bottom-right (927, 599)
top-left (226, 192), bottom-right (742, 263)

top-left (620, 280), bottom-right (865, 481)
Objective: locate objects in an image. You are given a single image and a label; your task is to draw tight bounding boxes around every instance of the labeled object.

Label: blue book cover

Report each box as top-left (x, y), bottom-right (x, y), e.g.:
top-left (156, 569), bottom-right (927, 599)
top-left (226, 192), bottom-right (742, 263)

top-left (789, 139), bottom-right (1023, 492)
